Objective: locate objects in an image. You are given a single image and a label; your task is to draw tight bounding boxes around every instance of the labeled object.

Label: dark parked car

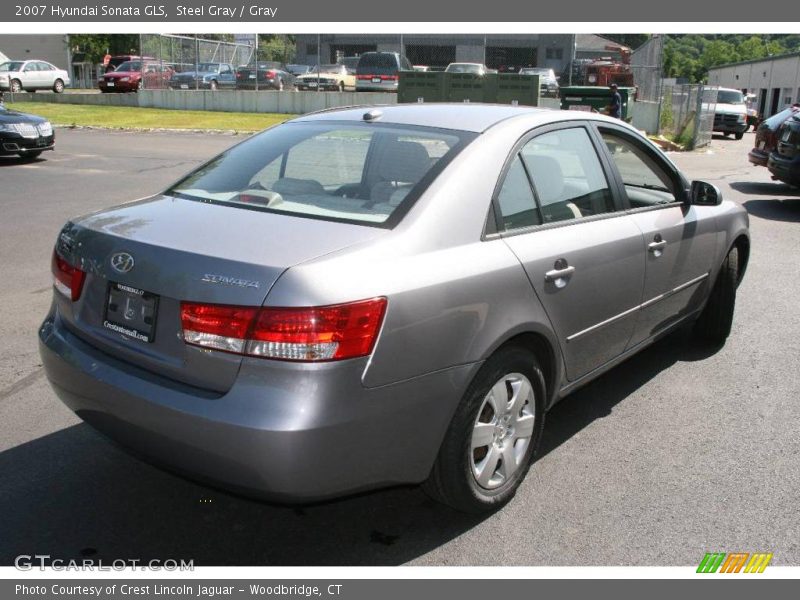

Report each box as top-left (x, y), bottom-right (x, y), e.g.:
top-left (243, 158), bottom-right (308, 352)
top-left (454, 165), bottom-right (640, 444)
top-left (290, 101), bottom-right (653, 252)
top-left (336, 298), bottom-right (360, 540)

top-left (39, 105), bottom-right (749, 513)
top-left (748, 105), bottom-right (800, 167)
top-left (0, 102), bottom-right (54, 159)
top-left (767, 114), bottom-right (800, 187)
top-left (235, 64), bottom-right (296, 91)
top-left (105, 55), bottom-right (152, 73)
top-left (98, 61), bottom-right (173, 93)
top-left (169, 63), bottom-right (236, 91)
top-left (355, 51), bottom-right (412, 92)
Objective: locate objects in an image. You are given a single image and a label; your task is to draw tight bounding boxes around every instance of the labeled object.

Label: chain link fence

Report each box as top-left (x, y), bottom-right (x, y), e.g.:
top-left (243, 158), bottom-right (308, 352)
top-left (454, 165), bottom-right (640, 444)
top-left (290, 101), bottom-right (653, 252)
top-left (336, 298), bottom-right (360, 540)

top-left (630, 35), bottom-right (663, 103)
top-left (660, 84), bottom-right (718, 149)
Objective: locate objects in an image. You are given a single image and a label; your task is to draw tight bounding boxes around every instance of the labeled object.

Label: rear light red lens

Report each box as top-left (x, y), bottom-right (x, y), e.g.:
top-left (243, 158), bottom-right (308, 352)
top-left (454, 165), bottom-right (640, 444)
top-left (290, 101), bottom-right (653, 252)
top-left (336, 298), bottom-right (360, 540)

top-left (51, 251), bottom-right (86, 301)
top-left (266, 70), bottom-right (276, 78)
top-left (356, 74), bottom-right (372, 80)
top-left (380, 75), bottom-right (398, 81)
top-left (180, 298), bottom-right (387, 362)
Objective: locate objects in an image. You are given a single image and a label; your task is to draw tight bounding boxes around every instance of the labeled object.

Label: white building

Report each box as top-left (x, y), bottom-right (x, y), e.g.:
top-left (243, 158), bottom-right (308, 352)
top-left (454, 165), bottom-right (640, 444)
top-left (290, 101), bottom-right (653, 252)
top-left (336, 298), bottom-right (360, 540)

top-left (708, 52), bottom-right (800, 118)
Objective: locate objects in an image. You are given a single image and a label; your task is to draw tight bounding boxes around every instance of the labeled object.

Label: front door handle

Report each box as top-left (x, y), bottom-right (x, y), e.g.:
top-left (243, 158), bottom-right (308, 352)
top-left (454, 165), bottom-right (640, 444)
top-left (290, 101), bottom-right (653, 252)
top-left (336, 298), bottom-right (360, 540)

top-left (545, 259), bottom-right (575, 289)
top-left (648, 240), bottom-right (667, 253)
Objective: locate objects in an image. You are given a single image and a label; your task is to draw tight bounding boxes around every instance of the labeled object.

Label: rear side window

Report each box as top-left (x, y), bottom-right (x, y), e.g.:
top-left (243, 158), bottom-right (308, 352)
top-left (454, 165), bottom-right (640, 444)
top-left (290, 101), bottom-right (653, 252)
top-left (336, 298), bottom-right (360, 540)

top-left (520, 127), bottom-right (615, 223)
top-left (169, 122), bottom-right (474, 227)
top-left (357, 54), bottom-right (398, 73)
top-left (496, 156), bottom-right (541, 230)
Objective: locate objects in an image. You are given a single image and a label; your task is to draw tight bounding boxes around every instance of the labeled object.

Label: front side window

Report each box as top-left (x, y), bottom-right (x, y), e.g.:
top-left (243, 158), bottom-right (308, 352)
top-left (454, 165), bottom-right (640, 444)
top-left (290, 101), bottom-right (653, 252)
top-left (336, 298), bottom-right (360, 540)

top-left (600, 130), bottom-right (678, 207)
top-left (520, 127), bottom-right (615, 223)
top-left (170, 122), bottom-right (474, 226)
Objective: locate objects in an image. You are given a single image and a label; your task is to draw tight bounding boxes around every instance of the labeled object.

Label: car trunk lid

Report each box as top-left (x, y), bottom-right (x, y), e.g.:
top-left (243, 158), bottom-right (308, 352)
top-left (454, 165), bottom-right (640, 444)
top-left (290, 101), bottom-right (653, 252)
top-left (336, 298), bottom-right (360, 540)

top-left (57, 195), bottom-right (384, 392)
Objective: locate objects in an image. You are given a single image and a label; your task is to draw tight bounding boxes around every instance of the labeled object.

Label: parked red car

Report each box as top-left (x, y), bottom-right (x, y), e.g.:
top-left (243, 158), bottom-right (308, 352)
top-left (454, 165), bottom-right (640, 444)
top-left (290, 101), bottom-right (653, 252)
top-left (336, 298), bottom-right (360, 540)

top-left (748, 105), bottom-right (800, 167)
top-left (99, 60), bottom-right (173, 93)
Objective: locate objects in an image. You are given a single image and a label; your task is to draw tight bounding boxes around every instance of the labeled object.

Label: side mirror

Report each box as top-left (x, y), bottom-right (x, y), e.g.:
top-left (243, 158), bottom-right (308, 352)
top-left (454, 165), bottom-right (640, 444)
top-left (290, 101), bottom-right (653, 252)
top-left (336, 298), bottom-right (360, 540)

top-left (690, 180), bottom-right (722, 206)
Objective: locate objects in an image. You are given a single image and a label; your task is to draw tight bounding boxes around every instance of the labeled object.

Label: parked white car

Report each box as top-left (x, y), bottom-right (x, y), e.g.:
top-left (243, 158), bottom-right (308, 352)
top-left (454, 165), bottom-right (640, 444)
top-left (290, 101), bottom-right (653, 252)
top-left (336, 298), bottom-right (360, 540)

top-left (0, 60), bottom-right (71, 93)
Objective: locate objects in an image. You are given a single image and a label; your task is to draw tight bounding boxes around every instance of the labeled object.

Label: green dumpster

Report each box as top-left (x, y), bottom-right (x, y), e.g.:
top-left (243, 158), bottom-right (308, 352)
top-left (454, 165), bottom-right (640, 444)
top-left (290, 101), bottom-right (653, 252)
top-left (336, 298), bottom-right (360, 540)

top-left (559, 86), bottom-right (635, 120)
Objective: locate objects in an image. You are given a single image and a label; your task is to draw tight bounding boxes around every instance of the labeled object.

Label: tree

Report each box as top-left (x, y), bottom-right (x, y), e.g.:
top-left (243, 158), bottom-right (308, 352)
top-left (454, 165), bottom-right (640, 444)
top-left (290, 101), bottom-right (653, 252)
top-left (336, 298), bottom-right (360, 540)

top-left (69, 34), bottom-right (139, 62)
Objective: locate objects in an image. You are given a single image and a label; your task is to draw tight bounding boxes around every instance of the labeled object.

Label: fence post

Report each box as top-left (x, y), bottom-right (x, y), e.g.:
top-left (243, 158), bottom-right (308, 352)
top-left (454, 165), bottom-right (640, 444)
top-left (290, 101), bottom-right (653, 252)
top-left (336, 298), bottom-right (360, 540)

top-left (195, 37), bottom-right (200, 91)
top-left (692, 85), bottom-right (704, 151)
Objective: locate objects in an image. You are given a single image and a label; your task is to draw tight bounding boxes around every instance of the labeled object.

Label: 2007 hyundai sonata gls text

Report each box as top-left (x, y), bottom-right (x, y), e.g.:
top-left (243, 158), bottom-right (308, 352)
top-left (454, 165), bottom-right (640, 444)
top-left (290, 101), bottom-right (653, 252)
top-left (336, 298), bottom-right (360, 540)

top-left (40, 104), bottom-right (749, 512)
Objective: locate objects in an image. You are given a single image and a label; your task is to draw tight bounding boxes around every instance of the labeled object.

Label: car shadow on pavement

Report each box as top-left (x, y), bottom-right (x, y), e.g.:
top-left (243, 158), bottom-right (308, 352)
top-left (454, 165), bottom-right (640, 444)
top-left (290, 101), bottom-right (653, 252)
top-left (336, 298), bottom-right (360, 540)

top-left (0, 156), bottom-right (46, 167)
top-left (538, 327), bottom-right (720, 460)
top-left (0, 330), bottom-right (720, 567)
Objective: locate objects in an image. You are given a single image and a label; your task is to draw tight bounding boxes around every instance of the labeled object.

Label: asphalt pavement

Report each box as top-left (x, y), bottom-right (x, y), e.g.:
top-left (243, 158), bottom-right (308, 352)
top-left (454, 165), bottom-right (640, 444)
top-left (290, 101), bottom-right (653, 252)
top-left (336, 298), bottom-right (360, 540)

top-left (0, 127), bottom-right (798, 566)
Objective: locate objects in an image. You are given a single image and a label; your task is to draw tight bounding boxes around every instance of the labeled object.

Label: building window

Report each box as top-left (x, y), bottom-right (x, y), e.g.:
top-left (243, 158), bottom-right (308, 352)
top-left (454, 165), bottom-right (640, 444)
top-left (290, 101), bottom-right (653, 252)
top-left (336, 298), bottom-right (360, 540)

top-left (545, 48), bottom-right (563, 60)
top-left (783, 88), bottom-right (794, 107)
top-left (306, 43), bottom-right (318, 57)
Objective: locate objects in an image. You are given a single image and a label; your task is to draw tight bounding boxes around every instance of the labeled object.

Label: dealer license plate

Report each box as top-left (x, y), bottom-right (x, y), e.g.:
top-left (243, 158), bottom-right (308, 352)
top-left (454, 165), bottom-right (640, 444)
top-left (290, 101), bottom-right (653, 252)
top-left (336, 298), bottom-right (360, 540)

top-left (103, 282), bottom-right (159, 343)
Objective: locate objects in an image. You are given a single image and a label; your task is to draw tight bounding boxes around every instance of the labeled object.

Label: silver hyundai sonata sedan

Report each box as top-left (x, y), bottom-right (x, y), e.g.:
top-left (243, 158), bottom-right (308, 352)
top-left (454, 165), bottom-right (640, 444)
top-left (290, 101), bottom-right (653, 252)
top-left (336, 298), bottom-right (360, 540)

top-left (40, 104), bottom-right (749, 513)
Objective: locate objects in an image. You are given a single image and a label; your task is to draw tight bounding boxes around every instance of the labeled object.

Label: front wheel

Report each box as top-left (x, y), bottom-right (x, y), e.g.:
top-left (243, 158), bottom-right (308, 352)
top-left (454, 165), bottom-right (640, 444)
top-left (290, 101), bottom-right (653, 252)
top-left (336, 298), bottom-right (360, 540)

top-left (423, 345), bottom-right (546, 513)
top-left (694, 246), bottom-right (738, 344)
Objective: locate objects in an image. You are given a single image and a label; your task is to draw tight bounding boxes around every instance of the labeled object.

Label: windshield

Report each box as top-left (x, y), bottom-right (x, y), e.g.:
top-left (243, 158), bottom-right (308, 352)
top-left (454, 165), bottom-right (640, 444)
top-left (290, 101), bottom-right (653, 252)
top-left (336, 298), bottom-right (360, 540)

top-left (115, 61), bottom-right (141, 72)
top-left (356, 54), bottom-right (397, 74)
top-left (169, 121), bottom-right (475, 227)
top-left (0, 62), bottom-right (23, 72)
top-left (309, 64), bottom-right (341, 73)
top-left (198, 63), bottom-right (221, 72)
top-left (717, 90), bottom-right (744, 104)
top-left (765, 106), bottom-right (800, 129)
top-left (446, 64), bottom-right (483, 74)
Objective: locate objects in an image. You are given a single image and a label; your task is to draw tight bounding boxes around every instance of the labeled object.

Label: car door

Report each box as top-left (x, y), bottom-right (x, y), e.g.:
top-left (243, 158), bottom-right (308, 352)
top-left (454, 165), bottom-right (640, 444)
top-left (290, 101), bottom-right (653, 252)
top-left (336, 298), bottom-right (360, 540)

top-left (495, 123), bottom-right (646, 382)
top-left (37, 62), bottom-right (56, 88)
top-left (595, 124), bottom-right (717, 347)
top-left (219, 64), bottom-right (235, 87)
top-left (20, 62), bottom-right (39, 88)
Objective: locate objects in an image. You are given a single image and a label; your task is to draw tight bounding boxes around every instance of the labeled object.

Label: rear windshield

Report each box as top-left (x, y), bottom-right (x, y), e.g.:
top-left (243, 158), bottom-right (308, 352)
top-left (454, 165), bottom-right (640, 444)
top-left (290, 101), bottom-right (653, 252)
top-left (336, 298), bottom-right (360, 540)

top-left (169, 121), bottom-right (475, 227)
top-left (357, 54), bottom-right (397, 74)
top-left (765, 107), bottom-right (799, 129)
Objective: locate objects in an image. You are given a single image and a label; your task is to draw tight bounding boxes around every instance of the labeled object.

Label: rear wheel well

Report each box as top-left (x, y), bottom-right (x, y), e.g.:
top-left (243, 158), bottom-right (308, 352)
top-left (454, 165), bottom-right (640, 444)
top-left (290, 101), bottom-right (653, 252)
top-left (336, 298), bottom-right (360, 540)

top-left (732, 235), bottom-right (750, 285)
top-left (494, 332), bottom-right (557, 405)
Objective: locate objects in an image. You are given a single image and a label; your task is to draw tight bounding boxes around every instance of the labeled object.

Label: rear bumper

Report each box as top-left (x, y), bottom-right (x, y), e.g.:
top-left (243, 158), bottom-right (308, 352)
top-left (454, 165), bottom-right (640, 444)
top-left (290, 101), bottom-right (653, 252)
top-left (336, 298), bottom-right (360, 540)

top-left (767, 153), bottom-right (800, 186)
top-left (355, 82), bottom-right (398, 92)
top-left (39, 310), bottom-right (475, 502)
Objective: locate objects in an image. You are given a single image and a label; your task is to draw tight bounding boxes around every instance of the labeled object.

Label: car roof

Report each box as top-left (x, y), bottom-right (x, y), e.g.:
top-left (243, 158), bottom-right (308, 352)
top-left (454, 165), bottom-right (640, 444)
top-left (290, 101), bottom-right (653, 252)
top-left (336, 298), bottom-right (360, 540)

top-left (293, 103), bottom-right (576, 133)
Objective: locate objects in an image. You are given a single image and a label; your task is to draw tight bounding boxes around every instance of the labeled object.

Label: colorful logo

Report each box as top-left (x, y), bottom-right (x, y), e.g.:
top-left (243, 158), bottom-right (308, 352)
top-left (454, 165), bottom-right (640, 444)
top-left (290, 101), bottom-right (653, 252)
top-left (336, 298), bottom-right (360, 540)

top-left (697, 552), bottom-right (773, 573)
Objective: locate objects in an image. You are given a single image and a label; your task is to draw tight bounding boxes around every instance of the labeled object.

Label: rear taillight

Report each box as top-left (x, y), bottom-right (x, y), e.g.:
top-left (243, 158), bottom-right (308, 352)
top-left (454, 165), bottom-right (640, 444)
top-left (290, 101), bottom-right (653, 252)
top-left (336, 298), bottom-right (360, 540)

top-left (180, 298), bottom-right (387, 362)
top-left (266, 70), bottom-right (276, 78)
top-left (380, 75), bottom-right (398, 81)
top-left (356, 74), bottom-right (372, 80)
top-left (51, 251), bottom-right (86, 301)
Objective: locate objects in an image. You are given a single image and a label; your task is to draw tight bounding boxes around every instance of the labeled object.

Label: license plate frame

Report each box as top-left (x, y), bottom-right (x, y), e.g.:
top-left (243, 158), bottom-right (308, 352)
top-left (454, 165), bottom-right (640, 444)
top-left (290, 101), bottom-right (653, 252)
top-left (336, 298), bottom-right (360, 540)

top-left (103, 282), bottom-right (159, 343)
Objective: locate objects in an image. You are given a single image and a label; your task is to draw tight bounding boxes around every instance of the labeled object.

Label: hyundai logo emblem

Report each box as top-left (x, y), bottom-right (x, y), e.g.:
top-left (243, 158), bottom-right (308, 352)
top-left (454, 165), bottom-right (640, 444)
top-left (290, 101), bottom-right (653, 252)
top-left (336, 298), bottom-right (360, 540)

top-left (110, 252), bottom-right (135, 274)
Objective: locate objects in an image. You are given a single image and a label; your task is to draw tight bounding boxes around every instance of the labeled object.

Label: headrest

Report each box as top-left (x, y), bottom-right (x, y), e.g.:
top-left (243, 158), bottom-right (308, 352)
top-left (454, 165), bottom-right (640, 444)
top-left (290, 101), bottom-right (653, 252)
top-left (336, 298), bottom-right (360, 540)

top-left (378, 141), bottom-right (430, 183)
top-left (525, 154), bottom-right (565, 204)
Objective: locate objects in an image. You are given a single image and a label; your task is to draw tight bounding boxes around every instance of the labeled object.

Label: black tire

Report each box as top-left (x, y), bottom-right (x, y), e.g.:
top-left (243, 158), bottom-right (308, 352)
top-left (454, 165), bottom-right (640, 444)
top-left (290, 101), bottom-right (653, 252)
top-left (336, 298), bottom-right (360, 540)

top-left (338, 81), bottom-right (345, 92)
top-left (10, 79), bottom-right (22, 93)
top-left (53, 79), bottom-right (65, 93)
top-left (209, 80), bottom-right (218, 91)
top-left (694, 246), bottom-right (738, 344)
top-left (723, 132), bottom-right (731, 137)
top-left (277, 78), bottom-right (284, 91)
top-left (423, 344), bottom-right (546, 513)
top-left (735, 132), bottom-right (744, 140)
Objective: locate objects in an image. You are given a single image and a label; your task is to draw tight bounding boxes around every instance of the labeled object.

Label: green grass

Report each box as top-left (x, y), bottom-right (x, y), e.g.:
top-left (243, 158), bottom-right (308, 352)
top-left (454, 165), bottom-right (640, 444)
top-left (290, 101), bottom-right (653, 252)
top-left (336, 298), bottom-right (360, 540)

top-left (5, 102), bottom-right (294, 132)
